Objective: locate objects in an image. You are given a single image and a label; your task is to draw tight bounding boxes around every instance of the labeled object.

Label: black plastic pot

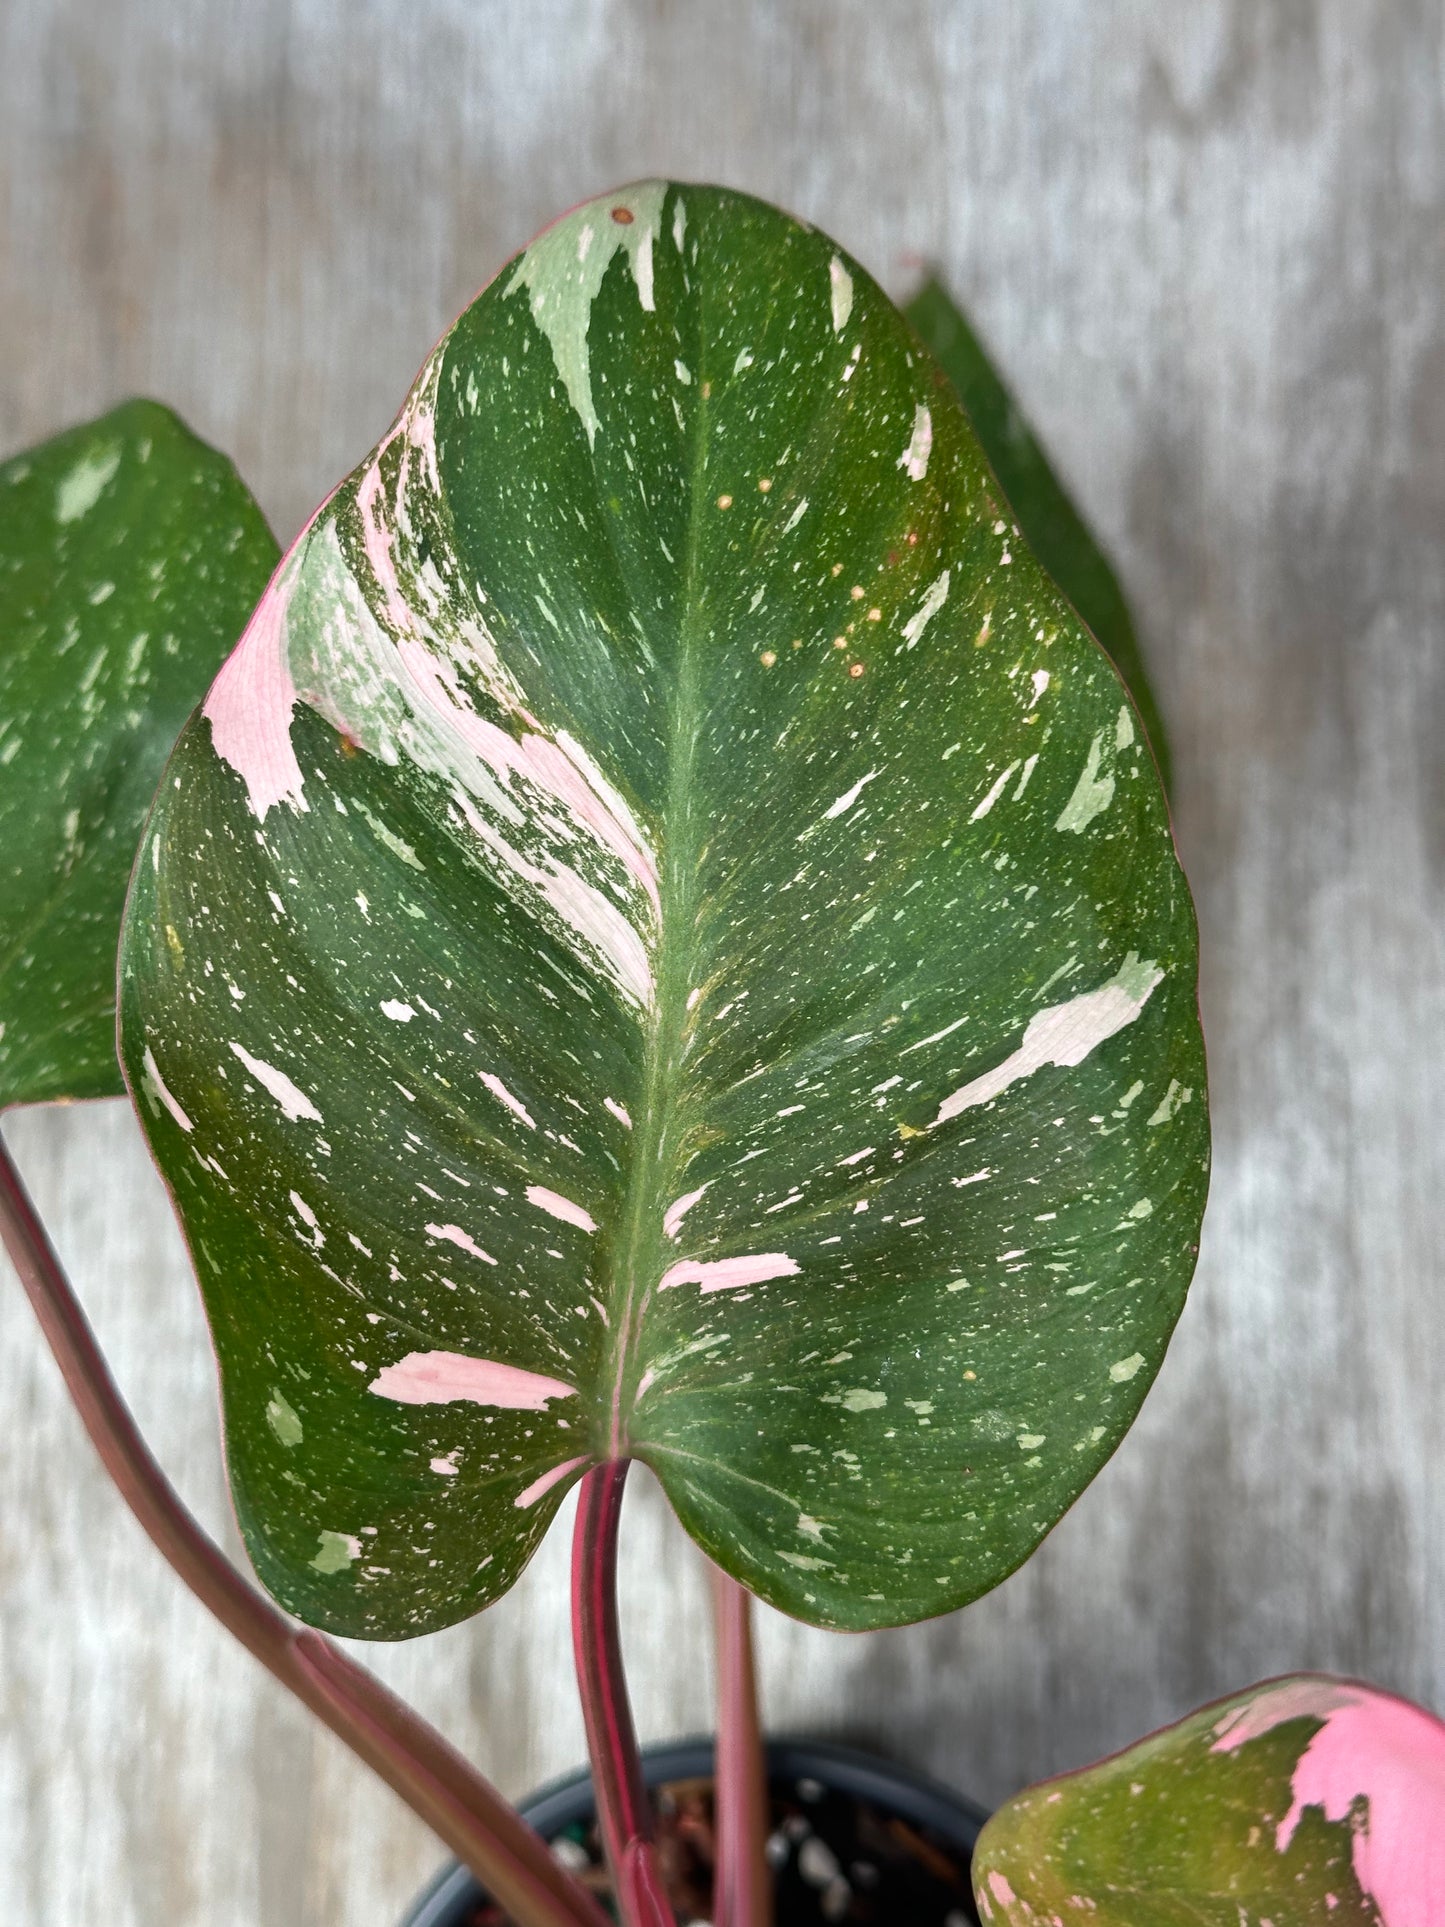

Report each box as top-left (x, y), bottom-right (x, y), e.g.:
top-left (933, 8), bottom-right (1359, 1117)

top-left (403, 1738), bottom-right (987, 1927)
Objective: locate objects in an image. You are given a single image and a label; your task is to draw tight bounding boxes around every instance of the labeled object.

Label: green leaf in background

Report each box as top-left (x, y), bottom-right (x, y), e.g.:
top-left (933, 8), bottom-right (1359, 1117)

top-left (0, 400), bottom-right (278, 1107)
top-left (120, 183), bottom-right (1206, 1639)
top-left (973, 1673), bottom-right (1445, 1925)
top-left (905, 278), bottom-right (1171, 793)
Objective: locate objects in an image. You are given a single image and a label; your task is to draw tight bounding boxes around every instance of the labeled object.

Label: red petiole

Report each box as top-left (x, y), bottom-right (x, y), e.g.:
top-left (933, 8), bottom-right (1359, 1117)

top-left (571, 1459), bottom-right (675, 1927)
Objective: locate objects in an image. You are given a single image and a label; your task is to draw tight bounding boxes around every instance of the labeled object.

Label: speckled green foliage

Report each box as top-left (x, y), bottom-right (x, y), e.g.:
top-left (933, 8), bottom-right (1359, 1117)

top-left (0, 400), bottom-right (278, 1107)
top-left (905, 279), bottom-right (1171, 793)
top-left (972, 1674), bottom-right (1445, 1925)
top-left (120, 184), bottom-right (1207, 1640)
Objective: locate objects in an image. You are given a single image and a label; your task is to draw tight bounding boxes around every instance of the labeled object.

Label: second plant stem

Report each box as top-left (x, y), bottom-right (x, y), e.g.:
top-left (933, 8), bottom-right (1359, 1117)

top-left (711, 1566), bottom-right (773, 1927)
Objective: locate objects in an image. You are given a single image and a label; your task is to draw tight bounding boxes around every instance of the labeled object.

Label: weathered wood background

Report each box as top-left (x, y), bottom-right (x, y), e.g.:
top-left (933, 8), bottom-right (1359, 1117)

top-left (2, 2), bottom-right (1442, 1920)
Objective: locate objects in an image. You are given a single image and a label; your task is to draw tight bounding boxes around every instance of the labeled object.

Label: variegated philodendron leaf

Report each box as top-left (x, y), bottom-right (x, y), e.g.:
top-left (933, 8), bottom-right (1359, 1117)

top-left (119, 183), bottom-right (1206, 1639)
top-left (905, 279), bottom-right (1171, 792)
top-left (1, 400), bottom-right (278, 1107)
top-left (973, 1674), bottom-right (1445, 1926)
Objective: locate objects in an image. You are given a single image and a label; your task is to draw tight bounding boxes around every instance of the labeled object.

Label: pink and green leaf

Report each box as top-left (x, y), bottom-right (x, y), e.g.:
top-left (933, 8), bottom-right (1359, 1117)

top-left (973, 1674), bottom-right (1445, 1925)
top-left (0, 400), bottom-right (277, 1107)
top-left (119, 183), bottom-right (1207, 1640)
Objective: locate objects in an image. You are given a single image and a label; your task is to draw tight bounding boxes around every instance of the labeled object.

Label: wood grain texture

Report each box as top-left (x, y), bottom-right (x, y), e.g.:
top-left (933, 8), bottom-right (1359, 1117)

top-left (1, 2), bottom-right (1442, 1921)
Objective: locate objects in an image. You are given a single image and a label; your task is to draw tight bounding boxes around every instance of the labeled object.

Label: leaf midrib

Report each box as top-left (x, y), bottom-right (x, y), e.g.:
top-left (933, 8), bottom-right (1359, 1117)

top-left (602, 266), bottom-right (712, 1459)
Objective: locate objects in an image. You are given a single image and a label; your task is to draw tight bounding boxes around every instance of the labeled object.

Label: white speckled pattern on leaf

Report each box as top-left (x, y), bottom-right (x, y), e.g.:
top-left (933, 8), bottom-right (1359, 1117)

top-left (118, 184), bottom-right (1207, 1639)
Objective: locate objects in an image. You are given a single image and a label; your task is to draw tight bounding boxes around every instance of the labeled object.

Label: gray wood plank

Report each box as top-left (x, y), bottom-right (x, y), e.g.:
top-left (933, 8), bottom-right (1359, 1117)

top-left (2, 1), bottom-right (1442, 1920)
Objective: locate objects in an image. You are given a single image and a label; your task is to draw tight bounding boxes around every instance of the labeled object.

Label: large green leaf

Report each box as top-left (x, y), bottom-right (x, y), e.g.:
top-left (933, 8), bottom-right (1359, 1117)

top-left (905, 279), bottom-right (1171, 792)
top-left (119, 183), bottom-right (1207, 1638)
top-left (973, 1674), bottom-right (1445, 1924)
top-left (1, 400), bottom-right (278, 1107)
